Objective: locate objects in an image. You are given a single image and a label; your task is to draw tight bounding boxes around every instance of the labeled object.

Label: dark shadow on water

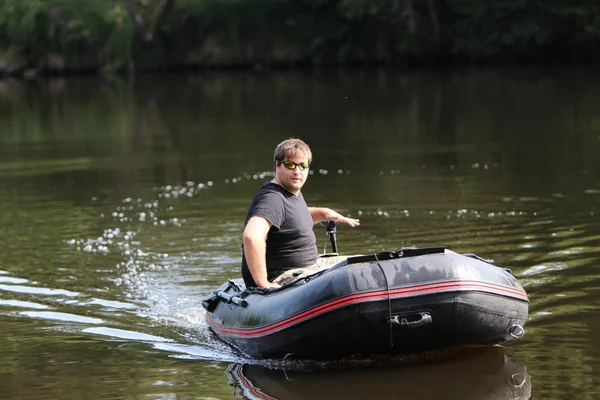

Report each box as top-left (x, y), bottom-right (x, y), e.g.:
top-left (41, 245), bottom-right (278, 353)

top-left (227, 346), bottom-right (531, 400)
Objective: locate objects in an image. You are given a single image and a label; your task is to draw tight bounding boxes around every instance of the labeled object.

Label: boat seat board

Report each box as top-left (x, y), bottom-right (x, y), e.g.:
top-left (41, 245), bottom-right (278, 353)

top-left (272, 255), bottom-right (352, 286)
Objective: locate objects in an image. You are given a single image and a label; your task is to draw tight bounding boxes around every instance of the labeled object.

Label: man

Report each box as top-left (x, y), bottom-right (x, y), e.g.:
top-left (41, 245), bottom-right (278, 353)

top-left (241, 138), bottom-right (360, 289)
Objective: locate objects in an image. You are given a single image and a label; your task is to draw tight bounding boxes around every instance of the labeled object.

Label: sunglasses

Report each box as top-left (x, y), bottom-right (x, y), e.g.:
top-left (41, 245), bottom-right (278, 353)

top-left (279, 160), bottom-right (311, 171)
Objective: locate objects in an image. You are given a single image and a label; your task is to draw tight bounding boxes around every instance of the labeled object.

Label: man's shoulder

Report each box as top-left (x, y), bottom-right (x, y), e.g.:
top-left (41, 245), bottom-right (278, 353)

top-left (255, 182), bottom-right (290, 198)
top-left (252, 182), bottom-right (286, 205)
top-left (247, 183), bottom-right (287, 227)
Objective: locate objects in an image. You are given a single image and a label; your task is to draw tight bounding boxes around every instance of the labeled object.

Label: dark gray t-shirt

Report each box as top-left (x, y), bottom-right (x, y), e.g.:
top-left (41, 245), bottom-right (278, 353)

top-left (241, 182), bottom-right (318, 287)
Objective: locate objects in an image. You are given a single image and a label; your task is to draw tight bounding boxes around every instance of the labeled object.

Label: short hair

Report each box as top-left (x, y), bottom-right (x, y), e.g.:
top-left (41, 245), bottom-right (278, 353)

top-left (273, 138), bottom-right (313, 164)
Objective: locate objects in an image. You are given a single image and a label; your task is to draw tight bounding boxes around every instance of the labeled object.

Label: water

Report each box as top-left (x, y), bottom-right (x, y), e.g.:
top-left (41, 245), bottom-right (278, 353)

top-left (1, 66), bottom-right (600, 399)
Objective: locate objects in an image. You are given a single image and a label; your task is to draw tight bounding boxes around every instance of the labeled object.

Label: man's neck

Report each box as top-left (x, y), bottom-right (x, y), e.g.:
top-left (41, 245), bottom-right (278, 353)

top-left (271, 179), bottom-right (300, 196)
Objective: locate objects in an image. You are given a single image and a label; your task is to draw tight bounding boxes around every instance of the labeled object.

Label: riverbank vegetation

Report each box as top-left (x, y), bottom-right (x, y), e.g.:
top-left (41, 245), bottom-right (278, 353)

top-left (1, 0), bottom-right (599, 76)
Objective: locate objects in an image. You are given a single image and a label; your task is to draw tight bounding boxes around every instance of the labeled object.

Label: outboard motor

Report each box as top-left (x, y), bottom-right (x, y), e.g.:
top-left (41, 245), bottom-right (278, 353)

top-left (320, 220), bottom-right (338, 254)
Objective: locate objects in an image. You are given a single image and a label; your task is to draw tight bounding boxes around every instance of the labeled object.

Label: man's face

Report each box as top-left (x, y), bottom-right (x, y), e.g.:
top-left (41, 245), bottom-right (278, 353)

top-left (274, 153), bottom-right (310, 195)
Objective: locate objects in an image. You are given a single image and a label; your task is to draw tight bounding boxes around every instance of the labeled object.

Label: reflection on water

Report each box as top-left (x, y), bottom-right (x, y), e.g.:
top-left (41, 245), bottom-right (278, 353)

top-left (227, 346), bottom-right (531, 400)
top-left (1, 67), bottom-right (600, 398)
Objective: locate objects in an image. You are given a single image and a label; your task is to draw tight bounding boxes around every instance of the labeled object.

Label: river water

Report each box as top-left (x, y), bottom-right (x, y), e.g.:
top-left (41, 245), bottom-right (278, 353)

top-left (1, 66), bottom-right (599, 399)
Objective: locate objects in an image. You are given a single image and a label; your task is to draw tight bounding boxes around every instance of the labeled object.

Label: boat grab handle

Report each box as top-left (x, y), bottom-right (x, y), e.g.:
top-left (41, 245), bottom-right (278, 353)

top-left (509, 324), bottom-right (525, 338)
top-left (390, 312), bottom-right (432, 328)
top-left (510, 372), bottom-right (528, 389)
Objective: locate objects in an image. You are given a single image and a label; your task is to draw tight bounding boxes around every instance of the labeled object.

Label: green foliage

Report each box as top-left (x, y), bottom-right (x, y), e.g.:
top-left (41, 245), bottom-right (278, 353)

top-left (449, 0), bottom-right (600, 60)
top-left (1, 0), bottom-right (600, 74)
top-left (0, 0), bottom-right (133, 70)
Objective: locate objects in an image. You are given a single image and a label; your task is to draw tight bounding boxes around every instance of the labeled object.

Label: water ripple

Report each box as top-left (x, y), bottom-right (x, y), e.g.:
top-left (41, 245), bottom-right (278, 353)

top-left (0, 284), bottom-right (79, 297)
top-left (85, 298), bottom-right (139, 310)
top-left (0, 276), bottom-right (29, 284)
top-left (82, 327), bottom-right (173, 342)
top-left (20, 311), bottom-right (103, 324)
top-left (0, 299), bottom-right (49, 309)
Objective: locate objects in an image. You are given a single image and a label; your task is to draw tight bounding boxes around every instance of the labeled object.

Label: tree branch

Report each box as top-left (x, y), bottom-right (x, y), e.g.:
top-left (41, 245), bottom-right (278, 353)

top-left (122, 0), bottom-right (148, 40)
top-left (404, 0), bottom-right (416, 35)
top-left (152, 0), bottom-right (175, 40)
top-left (426, 0), bottom-right (441, 41)
top-left (123, 0), bottom-right (174, 42)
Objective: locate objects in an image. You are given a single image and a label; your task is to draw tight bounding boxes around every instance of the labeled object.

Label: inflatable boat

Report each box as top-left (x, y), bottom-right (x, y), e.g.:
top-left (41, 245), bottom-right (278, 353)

top-left (203, 224), bottom-right (529, 360)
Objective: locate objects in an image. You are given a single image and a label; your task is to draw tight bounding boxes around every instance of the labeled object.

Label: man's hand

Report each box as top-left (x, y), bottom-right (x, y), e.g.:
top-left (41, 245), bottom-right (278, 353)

top-left (338, 215), bottom-right (360, 227)
top-left (309, 207), bottom-right (361, 227)
top-left (260, 281), bottom-right (281, 289)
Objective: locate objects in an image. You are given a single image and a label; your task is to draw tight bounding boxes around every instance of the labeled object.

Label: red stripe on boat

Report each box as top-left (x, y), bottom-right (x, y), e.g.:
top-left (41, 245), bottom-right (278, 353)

top-left (207, 280), bottom-right (528, 338)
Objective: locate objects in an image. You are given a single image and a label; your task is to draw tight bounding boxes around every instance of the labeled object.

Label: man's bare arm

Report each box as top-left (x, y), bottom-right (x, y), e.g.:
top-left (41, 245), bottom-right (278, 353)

top-left (243, 216), bottom-right (280, 288)
top-left (308, 207), bottom-right (360, 227)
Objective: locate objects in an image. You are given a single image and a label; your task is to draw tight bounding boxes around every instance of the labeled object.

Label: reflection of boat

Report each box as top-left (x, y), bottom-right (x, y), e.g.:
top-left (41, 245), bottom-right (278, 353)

top-left (203, 243), bottom-right (529, 360)
top-left (226, 346), bottom-right (532, 400)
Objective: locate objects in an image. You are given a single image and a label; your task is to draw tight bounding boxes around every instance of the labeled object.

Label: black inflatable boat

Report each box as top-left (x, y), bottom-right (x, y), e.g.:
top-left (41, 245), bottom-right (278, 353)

top-left (203, 225), bottom-right (529, 360)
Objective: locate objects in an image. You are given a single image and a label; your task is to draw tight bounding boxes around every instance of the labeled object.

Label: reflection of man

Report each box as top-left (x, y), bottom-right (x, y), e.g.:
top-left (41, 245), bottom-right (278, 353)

top-left (241, 138), bottom-right (360, 289)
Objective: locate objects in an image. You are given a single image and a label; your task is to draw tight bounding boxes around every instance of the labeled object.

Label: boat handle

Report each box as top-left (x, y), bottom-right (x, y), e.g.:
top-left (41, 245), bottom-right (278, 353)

top-left (510, 372), bottom-right (528, 389)
top-left (509, 324), bottom-right (525, 338)
top-left (390, 312), bottom-right (432, 328)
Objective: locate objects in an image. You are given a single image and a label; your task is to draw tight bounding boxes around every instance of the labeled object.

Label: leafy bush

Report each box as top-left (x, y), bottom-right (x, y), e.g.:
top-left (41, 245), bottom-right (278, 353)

top-left (0, 0), bottom-right (599, 75)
